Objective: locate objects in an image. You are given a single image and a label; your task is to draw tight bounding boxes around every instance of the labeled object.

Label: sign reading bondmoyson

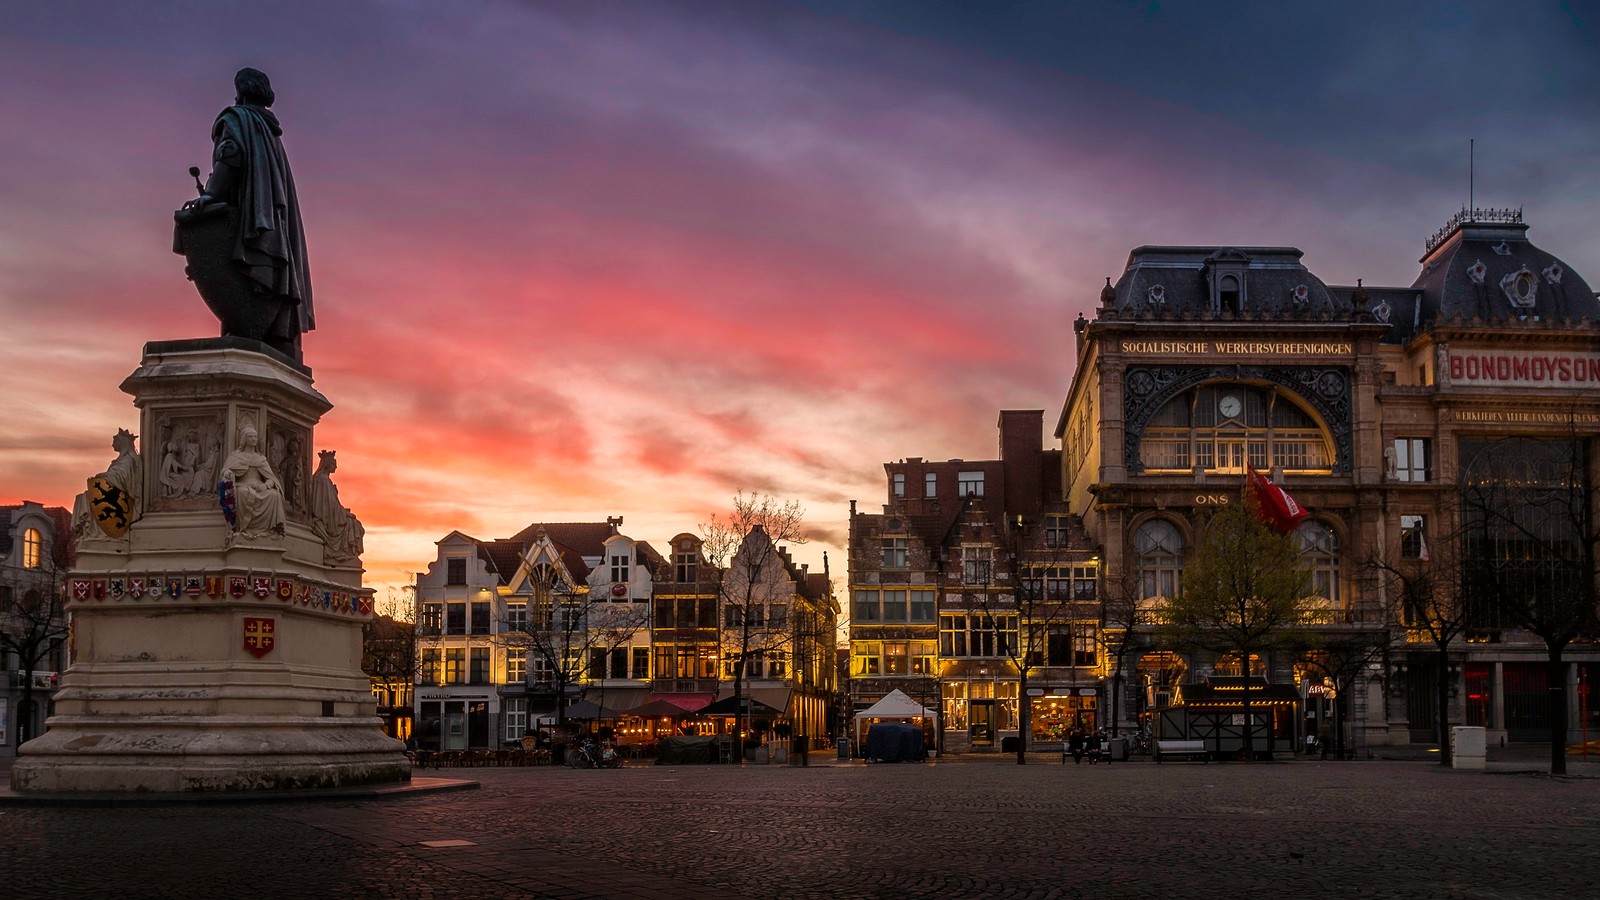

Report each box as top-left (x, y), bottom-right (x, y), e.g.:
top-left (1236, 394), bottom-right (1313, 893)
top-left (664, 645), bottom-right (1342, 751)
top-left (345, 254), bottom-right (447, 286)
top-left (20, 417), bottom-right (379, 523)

top-left (1448, 349), bottom-right (1600, 387)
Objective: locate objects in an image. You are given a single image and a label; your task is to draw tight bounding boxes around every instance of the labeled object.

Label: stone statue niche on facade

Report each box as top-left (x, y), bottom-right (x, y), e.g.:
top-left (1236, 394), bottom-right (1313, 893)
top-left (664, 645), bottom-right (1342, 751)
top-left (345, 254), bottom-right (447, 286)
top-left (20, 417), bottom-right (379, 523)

top-left (173, 67), bottom-right (314, 362)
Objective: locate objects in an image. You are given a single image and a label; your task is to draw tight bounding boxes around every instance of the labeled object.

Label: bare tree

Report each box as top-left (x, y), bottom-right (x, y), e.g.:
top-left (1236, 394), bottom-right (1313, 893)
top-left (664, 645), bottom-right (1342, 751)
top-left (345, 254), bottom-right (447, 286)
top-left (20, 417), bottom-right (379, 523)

top-left (495, 562), bottom-right (592, 730)
top-left (970, 515), bottom-right (1087, 764)
top-left (1, 558), bottom-right (68, 746)
top-left (701, 492), bottom-right (807, 754)
top-left (362, 589), bottom-right (419, 738)
top-left (1098, 564), bottom-right (1148, 740)
top-left (583, 600), bottom-right (653, 722)
top-left (1459, 434), bottom-right (1600, 775)
top-left (1162, 502), bottom-right (1314, 761)
top-left (1369, 538), bottom-right (1469, 766)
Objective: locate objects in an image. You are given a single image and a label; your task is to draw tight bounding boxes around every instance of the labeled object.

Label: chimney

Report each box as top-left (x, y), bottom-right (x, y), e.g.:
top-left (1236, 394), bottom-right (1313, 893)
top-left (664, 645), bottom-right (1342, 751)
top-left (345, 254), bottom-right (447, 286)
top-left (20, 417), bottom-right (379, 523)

top-left (998, 410), bottom-right (1044, 518)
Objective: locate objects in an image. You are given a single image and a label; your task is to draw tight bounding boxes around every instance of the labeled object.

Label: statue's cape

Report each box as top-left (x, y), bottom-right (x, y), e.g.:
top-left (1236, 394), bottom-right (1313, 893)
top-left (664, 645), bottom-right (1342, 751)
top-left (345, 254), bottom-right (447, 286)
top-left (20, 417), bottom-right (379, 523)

top-left (213, 104), bottom-right (314, 330)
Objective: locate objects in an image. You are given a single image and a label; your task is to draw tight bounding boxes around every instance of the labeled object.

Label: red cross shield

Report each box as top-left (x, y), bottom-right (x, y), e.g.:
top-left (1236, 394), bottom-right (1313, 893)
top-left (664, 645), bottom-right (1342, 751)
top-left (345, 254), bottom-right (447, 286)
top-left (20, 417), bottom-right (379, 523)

top-left (243, 617), bottom-right (276, 658)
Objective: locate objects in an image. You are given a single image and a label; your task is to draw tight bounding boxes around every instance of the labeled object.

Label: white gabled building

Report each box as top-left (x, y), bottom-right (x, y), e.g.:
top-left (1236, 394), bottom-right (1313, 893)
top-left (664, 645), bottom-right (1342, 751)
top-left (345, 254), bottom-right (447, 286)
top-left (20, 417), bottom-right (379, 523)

top-left (412, 518), bottom-right (660, 751)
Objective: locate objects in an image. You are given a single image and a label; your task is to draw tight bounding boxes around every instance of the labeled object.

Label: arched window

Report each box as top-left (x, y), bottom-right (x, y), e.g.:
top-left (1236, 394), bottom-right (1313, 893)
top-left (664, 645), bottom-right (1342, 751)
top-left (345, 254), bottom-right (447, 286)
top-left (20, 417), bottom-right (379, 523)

top-left (1296, 521), bottom-right (1341, 609)
top-left (1134, 520), bottom-right (1184, 601)
top-left (22, 528), bottom-right (43, 569)
top-left (1139, 383), bottom-right (1332, 474)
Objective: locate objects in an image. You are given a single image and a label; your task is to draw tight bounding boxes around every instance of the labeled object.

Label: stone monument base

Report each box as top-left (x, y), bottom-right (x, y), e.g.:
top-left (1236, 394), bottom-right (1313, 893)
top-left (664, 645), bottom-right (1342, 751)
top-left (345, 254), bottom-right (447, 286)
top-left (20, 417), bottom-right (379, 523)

top-left (12, 718), bottom-right (407, 793)
top-left (10, 340), bottom-right (406, 793)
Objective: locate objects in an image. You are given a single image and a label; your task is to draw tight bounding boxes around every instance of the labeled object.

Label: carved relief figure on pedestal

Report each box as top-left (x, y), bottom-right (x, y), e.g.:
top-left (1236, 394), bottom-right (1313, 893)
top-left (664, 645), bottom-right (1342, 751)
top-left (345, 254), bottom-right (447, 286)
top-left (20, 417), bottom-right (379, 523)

top-left (156, 418), bottom-right (221, 505)
top-left (74, 428), bottom-right (142, 540)
top-left (218, 419), bottom-right (286, 539)
top-left (268, 424), bottom-right (307, 515)
top-left (309, 450), bottom-right (364, 564)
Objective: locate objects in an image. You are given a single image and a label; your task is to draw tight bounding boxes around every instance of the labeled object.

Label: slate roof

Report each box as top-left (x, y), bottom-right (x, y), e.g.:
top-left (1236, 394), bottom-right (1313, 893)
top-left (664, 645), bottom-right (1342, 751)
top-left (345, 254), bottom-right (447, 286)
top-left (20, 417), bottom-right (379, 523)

top-left (0, 504), bottom-right (17, 557)
top-left (1408, 221), bottom-right (1597, 330)
top-left (1105, 246), bottom-right (1349, 319)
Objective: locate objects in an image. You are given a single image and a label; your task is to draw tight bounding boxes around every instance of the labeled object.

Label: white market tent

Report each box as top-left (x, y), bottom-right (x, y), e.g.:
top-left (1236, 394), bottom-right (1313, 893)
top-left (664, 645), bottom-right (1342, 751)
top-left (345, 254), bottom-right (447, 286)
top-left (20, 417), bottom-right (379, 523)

top-left (853, 689), bottom-right (938, 747)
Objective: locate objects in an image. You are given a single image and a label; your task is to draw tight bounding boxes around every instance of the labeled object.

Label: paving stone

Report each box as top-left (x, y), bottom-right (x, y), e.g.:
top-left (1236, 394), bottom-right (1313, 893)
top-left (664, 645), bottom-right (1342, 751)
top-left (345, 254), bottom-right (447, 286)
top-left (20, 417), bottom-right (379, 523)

top-left (2, 759), bottom-right (1597, 898)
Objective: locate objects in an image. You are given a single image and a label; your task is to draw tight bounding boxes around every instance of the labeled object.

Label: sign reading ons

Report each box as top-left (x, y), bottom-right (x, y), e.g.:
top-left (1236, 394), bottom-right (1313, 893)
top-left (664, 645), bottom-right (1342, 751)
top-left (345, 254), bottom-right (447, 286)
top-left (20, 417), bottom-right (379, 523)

top-left (1448, 349), bottom-right (1600, 388)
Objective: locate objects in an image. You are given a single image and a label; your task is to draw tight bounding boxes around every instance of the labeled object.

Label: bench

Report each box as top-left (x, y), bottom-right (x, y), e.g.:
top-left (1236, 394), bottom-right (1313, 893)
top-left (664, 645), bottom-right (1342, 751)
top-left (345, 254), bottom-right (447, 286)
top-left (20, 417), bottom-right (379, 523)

top-left (1155, 739), bottom-right (1209, 763)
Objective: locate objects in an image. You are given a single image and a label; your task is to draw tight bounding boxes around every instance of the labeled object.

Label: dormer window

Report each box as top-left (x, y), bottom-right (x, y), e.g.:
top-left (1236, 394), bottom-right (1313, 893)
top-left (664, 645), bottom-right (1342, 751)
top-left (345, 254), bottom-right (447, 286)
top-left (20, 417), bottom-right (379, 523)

top-left (1204, 248), bottom-right (1251, 315)
top-left (1219, 274), bottom-right (1241, 314)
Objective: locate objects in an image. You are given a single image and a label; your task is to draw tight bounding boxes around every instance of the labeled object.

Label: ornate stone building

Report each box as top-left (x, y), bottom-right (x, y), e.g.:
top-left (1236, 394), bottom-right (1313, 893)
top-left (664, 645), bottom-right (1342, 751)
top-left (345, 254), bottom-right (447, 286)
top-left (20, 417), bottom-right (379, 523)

top-left (1066, 209), bottom-right (1600, 748)
top-left (852, 209), bottom-right (1600, 753)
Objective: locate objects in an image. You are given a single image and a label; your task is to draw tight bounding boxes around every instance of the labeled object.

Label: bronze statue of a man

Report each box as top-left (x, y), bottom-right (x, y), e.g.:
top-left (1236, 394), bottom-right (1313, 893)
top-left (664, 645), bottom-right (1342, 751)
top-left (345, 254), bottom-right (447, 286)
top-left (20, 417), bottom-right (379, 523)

top-left (175, 68), bottom-right (314, 361)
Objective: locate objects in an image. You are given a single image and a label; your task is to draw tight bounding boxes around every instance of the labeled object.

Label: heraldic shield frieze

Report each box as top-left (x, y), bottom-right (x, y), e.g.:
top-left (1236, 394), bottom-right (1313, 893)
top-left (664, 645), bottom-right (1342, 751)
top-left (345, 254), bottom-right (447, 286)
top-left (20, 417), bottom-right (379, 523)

top-left (243, 616), bottom-right (276, 658)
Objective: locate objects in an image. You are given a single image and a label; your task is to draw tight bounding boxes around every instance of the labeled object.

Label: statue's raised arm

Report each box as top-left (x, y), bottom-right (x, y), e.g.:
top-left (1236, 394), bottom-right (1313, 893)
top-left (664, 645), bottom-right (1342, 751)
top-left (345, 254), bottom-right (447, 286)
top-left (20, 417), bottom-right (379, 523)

top-left (174, 68), bottom-right (314, 363)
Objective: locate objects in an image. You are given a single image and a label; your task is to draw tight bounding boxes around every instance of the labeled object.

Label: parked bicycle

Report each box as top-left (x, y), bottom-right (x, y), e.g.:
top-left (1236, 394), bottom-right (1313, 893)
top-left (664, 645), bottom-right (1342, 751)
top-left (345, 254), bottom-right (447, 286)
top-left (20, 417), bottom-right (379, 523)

top-left (1128, 729), bottom-right (1153, 756)
top-left (565, 738), bottom-right (623, 769)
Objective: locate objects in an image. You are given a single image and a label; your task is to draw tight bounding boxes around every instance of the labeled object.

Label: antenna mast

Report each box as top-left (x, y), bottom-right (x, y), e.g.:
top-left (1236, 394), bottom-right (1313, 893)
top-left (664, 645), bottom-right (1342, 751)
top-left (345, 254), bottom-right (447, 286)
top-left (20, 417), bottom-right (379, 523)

top-left (1469, 138), bottom-right (1474, 216)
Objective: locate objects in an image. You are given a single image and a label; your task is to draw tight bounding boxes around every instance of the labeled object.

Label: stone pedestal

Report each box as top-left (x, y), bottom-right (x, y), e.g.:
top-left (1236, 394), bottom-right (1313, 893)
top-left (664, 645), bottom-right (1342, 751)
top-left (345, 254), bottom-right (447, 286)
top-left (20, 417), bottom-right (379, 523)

top-left (11, 339), bottom-right (407, 792)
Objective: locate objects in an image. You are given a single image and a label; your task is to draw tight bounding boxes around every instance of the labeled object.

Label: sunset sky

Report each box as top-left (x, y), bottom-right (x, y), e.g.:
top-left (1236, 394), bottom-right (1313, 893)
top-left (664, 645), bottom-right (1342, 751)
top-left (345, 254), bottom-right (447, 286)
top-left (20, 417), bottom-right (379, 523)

top-left (3, 1), bottom-right (1598, 596)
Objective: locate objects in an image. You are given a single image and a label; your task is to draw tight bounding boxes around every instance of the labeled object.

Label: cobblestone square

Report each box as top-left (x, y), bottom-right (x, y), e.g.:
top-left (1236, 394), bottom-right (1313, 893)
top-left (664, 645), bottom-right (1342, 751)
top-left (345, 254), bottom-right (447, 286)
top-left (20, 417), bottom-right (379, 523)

top-left (3, 757), bottom-right (1597, 899)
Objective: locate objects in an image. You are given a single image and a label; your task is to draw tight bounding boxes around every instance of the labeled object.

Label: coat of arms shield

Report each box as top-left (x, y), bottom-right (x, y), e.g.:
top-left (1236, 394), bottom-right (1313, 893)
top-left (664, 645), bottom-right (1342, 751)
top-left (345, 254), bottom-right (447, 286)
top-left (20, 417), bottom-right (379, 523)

top-left (242, 617), bottom-right (275, 658)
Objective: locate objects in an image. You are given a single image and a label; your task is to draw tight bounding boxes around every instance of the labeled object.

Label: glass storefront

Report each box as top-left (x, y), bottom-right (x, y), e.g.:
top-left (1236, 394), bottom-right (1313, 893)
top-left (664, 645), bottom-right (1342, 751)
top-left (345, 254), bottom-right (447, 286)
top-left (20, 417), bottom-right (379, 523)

top-left (1029, 693), bottom-right (1097, 741)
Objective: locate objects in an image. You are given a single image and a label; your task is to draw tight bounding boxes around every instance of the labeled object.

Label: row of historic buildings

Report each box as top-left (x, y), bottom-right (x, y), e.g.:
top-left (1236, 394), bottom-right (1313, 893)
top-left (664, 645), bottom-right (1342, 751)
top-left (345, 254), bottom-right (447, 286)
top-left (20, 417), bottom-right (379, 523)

top-left (848, 209), bottom-right (1600, 754)
top-left (411, 518), bottom-right (838, 751)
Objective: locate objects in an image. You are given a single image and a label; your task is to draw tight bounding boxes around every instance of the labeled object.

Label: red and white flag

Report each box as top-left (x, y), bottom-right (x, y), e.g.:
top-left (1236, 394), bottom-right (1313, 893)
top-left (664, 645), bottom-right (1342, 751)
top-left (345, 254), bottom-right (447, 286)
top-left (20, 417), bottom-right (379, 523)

top-left (1246, 466), bottom-right (1309, 533)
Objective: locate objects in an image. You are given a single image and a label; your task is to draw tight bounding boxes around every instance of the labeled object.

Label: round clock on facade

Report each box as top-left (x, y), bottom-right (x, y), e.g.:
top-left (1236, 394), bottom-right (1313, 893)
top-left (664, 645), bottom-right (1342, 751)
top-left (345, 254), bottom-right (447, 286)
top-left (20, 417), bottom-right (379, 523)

top-left (1219, 394), bottom-right (1242, 418)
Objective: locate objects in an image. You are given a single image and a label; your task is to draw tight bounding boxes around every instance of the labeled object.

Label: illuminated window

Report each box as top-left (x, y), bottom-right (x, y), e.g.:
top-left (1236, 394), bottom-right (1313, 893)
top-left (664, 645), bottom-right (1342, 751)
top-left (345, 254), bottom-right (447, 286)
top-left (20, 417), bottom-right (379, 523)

top-left (22, 528), bottom-right (43, 569)
top-left (1139, 384), bottom-right (1332, 473)
top-left (853, 641), bottom-right (882, 676)
top-left (444, 648), bottom-right (464, 684)
top-left (939, 613), bottom-right (1016, 657)
top-left (505, 652), bottom-right (525, 684)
